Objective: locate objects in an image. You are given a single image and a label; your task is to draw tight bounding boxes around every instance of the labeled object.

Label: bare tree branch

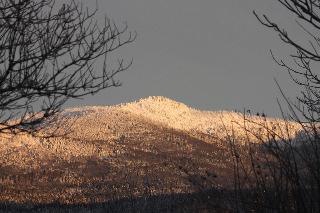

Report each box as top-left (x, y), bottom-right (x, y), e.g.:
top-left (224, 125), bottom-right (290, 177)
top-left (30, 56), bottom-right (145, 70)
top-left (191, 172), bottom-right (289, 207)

top-left (0, 0), bottom-right (136, 135)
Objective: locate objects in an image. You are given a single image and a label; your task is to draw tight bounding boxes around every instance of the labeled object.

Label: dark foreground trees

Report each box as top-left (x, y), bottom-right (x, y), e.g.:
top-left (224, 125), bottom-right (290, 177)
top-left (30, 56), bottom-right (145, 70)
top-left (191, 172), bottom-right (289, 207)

top-left (228, 1), bottom-right (320, 212)
top-left (0, 0), bottom-right (135, 134)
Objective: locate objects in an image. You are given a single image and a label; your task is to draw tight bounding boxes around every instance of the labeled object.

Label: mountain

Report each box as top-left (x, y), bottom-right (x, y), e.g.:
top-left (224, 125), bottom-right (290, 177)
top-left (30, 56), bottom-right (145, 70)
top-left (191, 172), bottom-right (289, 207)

top-left (0, 96), bottom-right (300, 205)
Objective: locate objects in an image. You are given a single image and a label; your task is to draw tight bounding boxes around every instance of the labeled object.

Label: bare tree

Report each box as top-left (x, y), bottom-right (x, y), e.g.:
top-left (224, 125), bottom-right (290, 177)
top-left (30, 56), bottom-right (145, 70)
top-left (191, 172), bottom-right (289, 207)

top-left (0, 0), bottom-right (135, 134)
top-left (253, 0), bottom-right (320, 123)
top-left (226, 1), bottom-right (320, 212)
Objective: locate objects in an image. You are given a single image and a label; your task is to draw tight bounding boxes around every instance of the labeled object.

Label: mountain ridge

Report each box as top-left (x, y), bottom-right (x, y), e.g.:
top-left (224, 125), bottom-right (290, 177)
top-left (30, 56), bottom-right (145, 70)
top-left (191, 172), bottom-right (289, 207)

top-left (0, 96), bottom-right (302, 204)
top-left (62, 96), bottom-right (293, 133)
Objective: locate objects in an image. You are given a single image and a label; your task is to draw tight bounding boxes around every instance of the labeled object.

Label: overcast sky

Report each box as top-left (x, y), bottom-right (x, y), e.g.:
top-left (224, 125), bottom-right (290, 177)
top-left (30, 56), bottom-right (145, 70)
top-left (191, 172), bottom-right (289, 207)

top-left (66, 0), bottom-right (305, 117)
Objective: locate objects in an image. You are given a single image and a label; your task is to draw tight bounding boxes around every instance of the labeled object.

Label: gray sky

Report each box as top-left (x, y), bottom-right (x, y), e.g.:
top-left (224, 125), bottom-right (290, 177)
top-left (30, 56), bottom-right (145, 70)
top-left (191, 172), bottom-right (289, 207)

top-left (66, 0), bottom-right (304, 117)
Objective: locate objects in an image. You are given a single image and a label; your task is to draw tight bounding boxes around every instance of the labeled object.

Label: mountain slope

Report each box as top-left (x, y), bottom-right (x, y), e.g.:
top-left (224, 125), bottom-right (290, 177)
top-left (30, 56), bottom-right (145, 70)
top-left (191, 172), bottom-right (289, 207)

top-left (0, 96), bottom-right (301, 204)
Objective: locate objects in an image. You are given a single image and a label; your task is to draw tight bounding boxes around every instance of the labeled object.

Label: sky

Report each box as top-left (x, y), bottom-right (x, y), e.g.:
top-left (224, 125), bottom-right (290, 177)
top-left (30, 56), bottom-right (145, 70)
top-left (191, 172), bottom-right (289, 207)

top-left (66, 0), bottom-right (305, 117)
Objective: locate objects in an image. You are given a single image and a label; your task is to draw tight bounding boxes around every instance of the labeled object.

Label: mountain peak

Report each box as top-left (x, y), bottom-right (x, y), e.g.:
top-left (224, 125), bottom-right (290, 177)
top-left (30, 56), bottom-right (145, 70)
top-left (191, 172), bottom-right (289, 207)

top-left (124, 96), bottom-right (190, 112)
top-left (137, 96), bottom-right (182, 104)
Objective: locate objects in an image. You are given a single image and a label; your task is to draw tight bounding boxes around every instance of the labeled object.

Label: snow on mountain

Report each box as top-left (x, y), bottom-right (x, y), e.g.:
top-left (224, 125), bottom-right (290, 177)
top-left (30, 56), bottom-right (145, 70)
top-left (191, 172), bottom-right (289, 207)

top-left (0, 96), bottom-right (303, 166)
top-left (41, 96), bottom-right (299, 143)
top-left (117, 96), bottom-right (300, 142)
top-left (0, 96), bottom-right (303, 204)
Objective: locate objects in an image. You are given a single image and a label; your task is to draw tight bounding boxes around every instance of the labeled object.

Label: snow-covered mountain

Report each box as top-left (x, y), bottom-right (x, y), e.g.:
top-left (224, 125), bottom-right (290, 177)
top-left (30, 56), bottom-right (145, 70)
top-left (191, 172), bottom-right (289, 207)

top-left (0, 96), bottom-right (301, 204)
top-left (50, 96), bottom-right (299, 143)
